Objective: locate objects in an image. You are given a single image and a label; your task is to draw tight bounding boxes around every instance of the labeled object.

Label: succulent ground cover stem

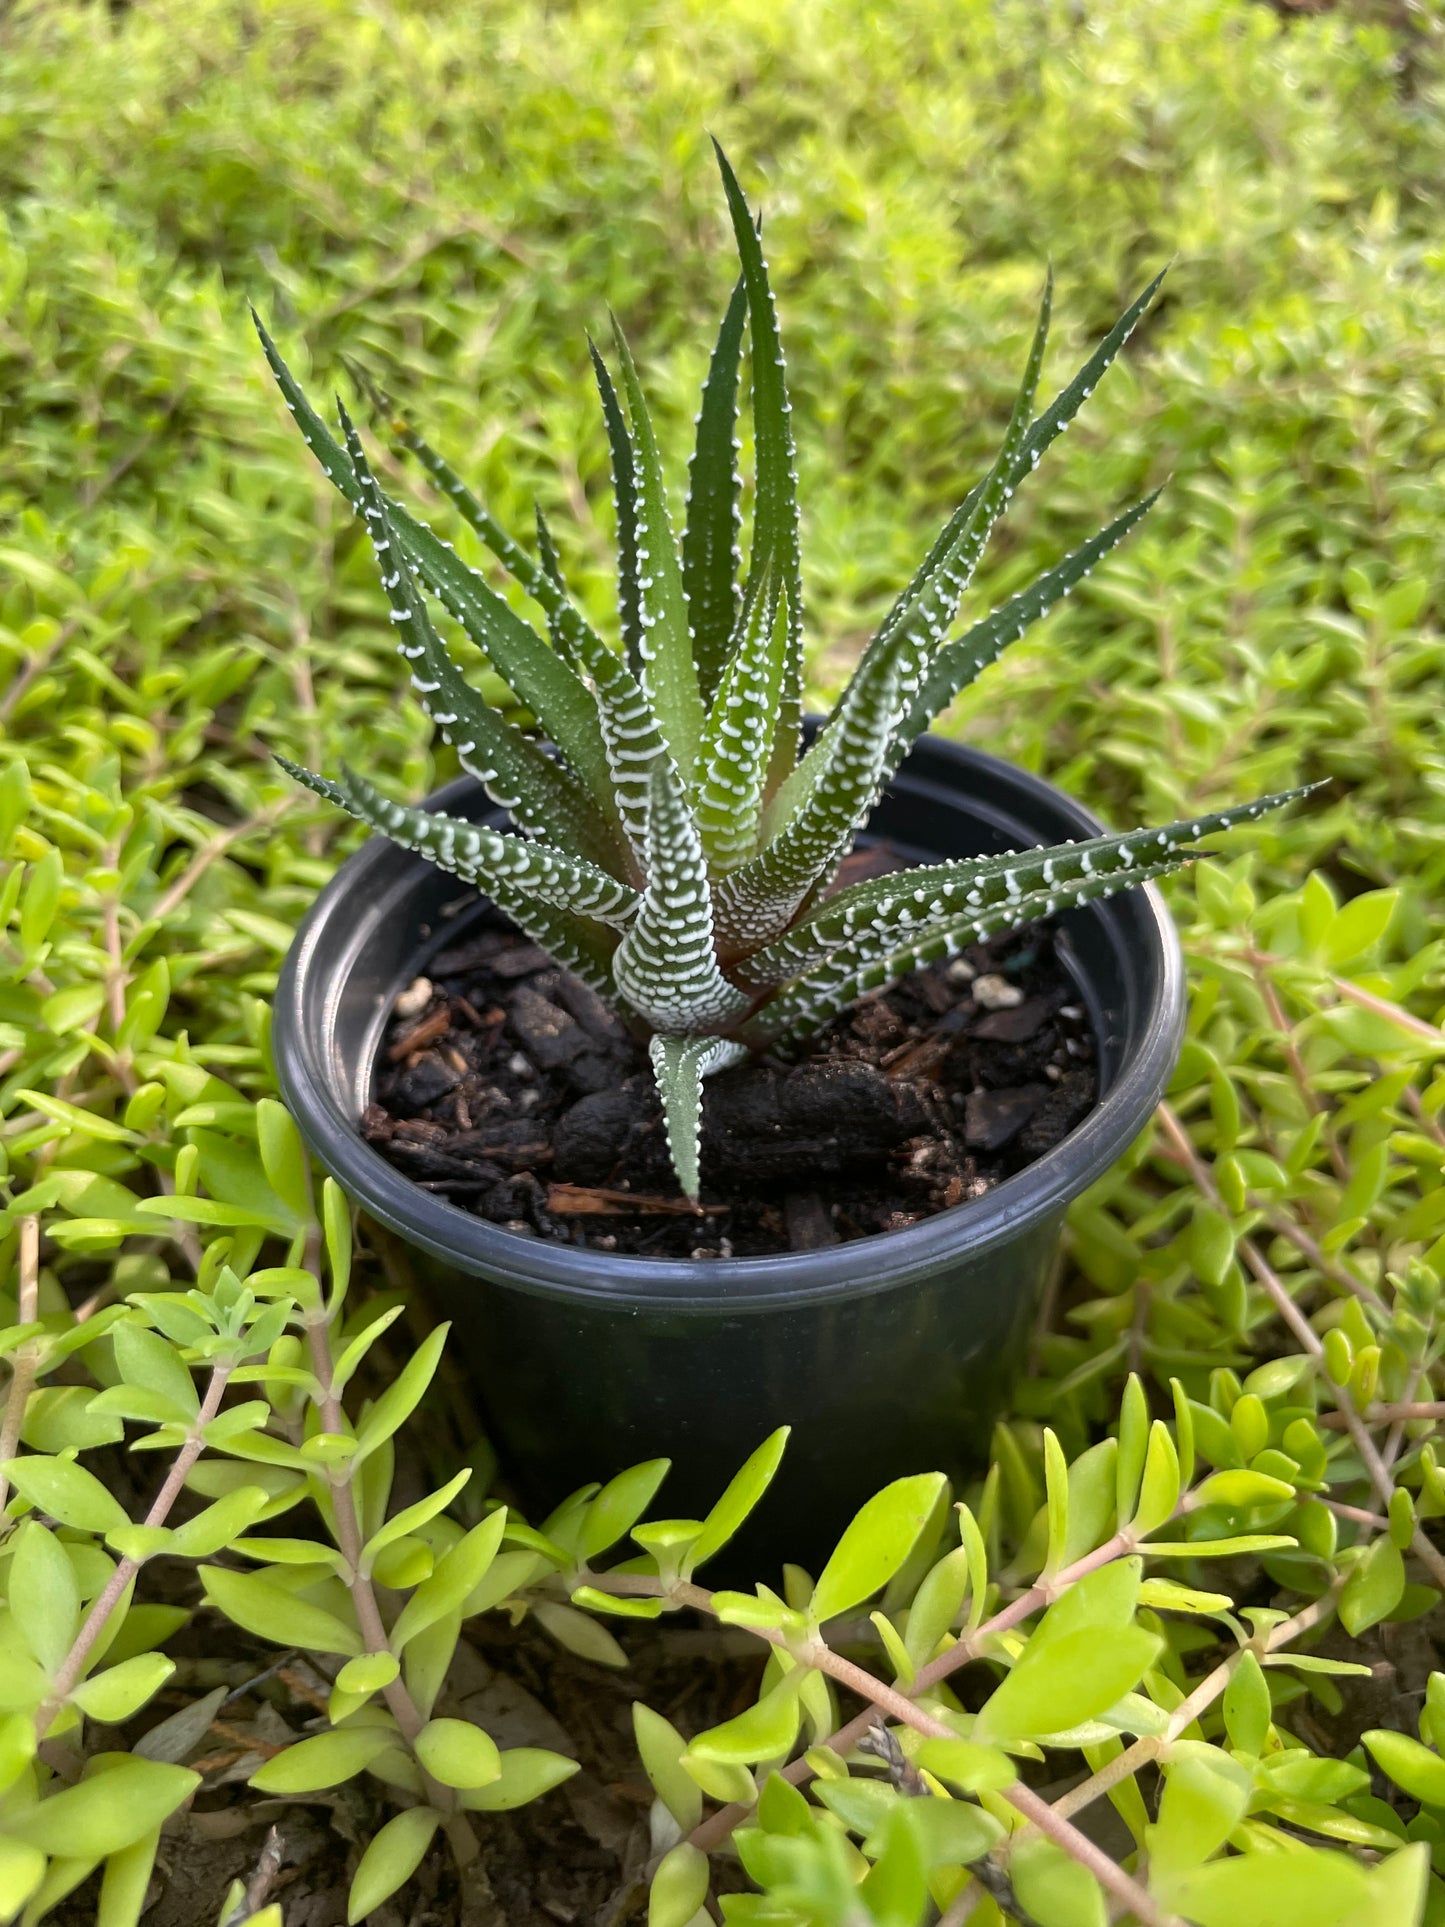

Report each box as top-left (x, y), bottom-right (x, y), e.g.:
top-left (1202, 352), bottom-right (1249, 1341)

top-left (1244, 946), bottom-right (1445, 1048)
top-left (0, 1214), bottom-right (40, 1516)
top-left (1044, 1585), bottom-right (1341, 1829)
top-left (590, 1571), bottom-right (1179, 1925)
top-left (1320, 1401), bottom-right (1445, 1428)
top-left (595, 1495), bottom-right (1197, 1861)
top-left (301, 1309), bottom-right (477, 1853)
top-left (34, 1359), bottom-right (233, 1736)
top-left (1158, 1101), bottom-right (1445, 1593)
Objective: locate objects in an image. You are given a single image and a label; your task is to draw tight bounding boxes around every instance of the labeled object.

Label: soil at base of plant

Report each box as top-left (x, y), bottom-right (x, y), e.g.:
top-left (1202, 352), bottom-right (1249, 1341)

top-left (361, 900), bottom-right (1098, 1260)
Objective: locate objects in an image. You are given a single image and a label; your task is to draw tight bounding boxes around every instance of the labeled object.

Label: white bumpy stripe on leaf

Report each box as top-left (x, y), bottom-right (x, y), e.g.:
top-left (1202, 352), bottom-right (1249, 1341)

top-left (613, 761), bottom-right (752, 1033)
top-left (650, 1034), bottom-right (748, 1204)
top-left (744, 786), bottom-right (1318, 1044)
top-left (694, 565), bottom-right (789, 872)
top-left (333, 404), bottom-right (617, 871)
top-left (277, 761), bottom-right (640, 927)
top-left (714, 142), bottom-right (805, 791)
top-left (746, 788), bottom-right (1314, 990)
top-left (609, 319), bottom-right (707, 781)
top-left (588, 339), bottom-right (647, 678)
top-left (256, 323), bottom-right (620, 839)
top-left (579, 640), bottom-right (669, 877)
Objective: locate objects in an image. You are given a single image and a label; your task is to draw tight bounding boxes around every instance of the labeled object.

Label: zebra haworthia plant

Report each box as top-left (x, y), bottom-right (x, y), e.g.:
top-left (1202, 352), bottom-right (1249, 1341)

top-left (267, 144), bottom-right (1308, 1201)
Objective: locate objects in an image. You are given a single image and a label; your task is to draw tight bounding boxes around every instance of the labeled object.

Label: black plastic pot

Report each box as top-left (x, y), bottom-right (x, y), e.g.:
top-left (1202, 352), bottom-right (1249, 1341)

top-left (274, 735), bottom-right (1185, 1566)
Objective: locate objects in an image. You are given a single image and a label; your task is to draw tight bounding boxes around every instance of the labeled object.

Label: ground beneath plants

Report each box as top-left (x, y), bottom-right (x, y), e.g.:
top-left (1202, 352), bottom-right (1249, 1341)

top-left (52, 1551), bottom-right (1445, 1927)
top-left (362, 894), bottom-right (1098, 1260)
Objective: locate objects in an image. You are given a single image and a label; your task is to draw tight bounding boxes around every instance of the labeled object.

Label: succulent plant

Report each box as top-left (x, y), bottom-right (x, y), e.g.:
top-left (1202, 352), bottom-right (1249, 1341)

top-left (266, 145), bottom-right (1307, 1200)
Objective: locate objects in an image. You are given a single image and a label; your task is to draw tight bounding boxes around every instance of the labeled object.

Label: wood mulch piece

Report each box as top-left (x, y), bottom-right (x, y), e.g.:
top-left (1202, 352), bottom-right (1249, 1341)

top-left (362, 896), bottom-right (1098, 1259)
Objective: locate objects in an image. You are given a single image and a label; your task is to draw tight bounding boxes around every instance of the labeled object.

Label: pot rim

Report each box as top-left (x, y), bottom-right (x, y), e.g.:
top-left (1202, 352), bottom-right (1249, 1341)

top-left (273, 736), bottom-right (1185, 1312)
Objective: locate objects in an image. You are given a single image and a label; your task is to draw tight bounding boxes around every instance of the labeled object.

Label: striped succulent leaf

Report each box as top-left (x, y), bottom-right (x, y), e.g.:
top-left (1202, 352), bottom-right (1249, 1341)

top-left (711, 648), bottom-right (903, 951)
top-left (612, 759), bottom-right (752, 1035)
top-left (693, 564), bottom-right (788, 872)
top-left (717, 277), bottom-right (1052, 941)
top-left (714, 141), bottom-right (804, 792)
top-left (759, 261), bottom-right (1168, 835)
top-left (650, 1034), bottom-right (749, 1204)
top-left (346, 357), bottom-right (558, 616)
top-left (532, 504), bottom-right (573, 660)
top-left (742, 787), bottom-right (1317, 995)
top-left (348, 366), bottom-right (616, 695)
top-left (256, 322), bottom-right (621, 838)
top-left (683, 273), bottom-right (748, 705)
top-left (588, 339), bottom-right (646, 678)
top-left (355, 376), bottom-right (663, 875)
top-left (765, 272), bottom-right (1053, 842)
top-left (279, 761), bottom-right (622, 998)
top-left (740, 850), bottom-right (1194, 1050)
top-left (335, 404), bottom-right (617, 870)
top-left (277, 760), bottom-right (639, 927)
top-left (608, 317), bottom-right (707, 780)
top-left (344, 373), bottom-right (662, 879)
top-left (266, 156), bottom-right (1309, 1204)
top-left (578, 631), bottom-right (667, 875)
top-left (892, 492), bottom-right (1161, 772)
top-left (872, 264), bottom-right (1167, 659)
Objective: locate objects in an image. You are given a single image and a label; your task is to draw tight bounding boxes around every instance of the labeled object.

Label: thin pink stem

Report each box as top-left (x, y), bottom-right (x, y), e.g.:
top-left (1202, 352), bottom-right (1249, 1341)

top-left (302, 1316), bottom-right (475, 1858)
top-left (37, 1362), bottom-right (232, 1732)
top-left (0, 1217), bottom-right (41, 1517)
top-left (1159, 1103), bottom-right (1445, 1594)
top-left (1319, 1400), bottom-right (1445, 1429)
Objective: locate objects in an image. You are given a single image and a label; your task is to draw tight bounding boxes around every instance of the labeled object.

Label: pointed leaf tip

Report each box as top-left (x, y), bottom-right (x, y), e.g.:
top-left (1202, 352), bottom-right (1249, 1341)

top-left (648, 1034), bottom-right (747, 1201)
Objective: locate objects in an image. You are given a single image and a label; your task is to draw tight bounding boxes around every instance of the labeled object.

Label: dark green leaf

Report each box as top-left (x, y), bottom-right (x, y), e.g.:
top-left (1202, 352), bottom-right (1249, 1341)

top-left (683, 273), bottom-right (748, 703)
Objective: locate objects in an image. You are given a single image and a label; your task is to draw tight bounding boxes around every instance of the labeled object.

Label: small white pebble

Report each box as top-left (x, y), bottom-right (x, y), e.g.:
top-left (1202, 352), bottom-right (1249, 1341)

top-left (394, 976), bottom-right (432, 1018)
top-left (946, 957), bottom-right (977, 984)
top-left (518, 1087), bottom-right (540, 1109)
top-left (507, 1052), bottom-right (534, 1079)
top-left (1059, 1004), bottom-right (1084, 1022)
top-left (973, 973), bottom-right (1024, 1010)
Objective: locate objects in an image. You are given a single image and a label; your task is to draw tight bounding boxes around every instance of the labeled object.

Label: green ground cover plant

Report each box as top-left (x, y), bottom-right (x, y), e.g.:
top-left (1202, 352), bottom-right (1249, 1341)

top-left (3, 1), bottom-right (1445, 1923)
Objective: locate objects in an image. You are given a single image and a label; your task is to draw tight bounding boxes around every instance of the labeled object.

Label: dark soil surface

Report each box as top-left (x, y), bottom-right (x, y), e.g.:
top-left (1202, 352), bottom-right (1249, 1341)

top-left (361, 900), bottom-right (1098, 1259)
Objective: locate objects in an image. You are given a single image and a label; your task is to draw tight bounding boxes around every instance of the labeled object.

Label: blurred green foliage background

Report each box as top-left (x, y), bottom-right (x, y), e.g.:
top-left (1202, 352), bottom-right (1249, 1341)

top-left (3, 0), bottom-right (1442, 919)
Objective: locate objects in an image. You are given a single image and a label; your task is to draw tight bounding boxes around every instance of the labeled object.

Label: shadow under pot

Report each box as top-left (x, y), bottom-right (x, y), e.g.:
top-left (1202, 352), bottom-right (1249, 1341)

top-left (272, 734), bottom-right (1185, 1570)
